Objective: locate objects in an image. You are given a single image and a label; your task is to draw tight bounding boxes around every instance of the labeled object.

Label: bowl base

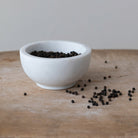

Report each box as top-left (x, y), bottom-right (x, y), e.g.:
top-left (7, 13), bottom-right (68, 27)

top-left (36, 82), bottom-right (76, 90)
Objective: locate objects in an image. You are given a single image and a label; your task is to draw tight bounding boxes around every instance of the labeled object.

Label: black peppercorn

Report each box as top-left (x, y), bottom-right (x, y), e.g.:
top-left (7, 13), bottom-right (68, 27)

top-left (103, 76), bottom-right (107, 80)
top-left (119, 92), bottom-right (122, 95)
top-left (128, 90), bottom-right (131, 93)
top-left (112, 89), bottom-right (116, 92)
top-left (94, 92), bottom-right (96, 95)
top-left (106, 102), bottom-right (109, 105)
top-left (82, 95), bottom-right (85, 98)
top-left (108, 75), bottom-right (111, 78)
top-left (71, 100), bottom-right (75, 103)
top-left (109, 98), bottom-right (112, 102)
top-left (115, 94), bottom-right (118, 98)
top-left (24, 92), bottom-right (27, 96)
top-left (105, 61), bottom-right (108, 63)
top-left (132, 88), bottom-right (136, 91)
top-left (84, 84), bottom-right (87, 87)
top-left (81, 88), bottom-right (84, 91)
top-left (115, 66), bottom-right (118, 69)
top-left (132, 91), bottom-right (134, 93)
top-left (116, 91), bottom-right (119, 94)
top-left (95, 86), bottom-right (98, 90)
top-left (72, 92), bottom-right (75, 95)
top-left (129, 98), bottom-right (132, 101)
top-left (102, 100), bottom-right (105, 105)
top-left (88, 79), bottom-right (91, 82)
top-left (75, 92), bottom-right (78, 95)
top-left (91, 98), bottom-right (93, 101)
top-left (94, 95), bottom-right (98, 98)
top-left (77, 84), bottom-right (80, 87)
top-left (104, 86), bottom-right (107, 89)
top-left (88, 100), bottom-right (92, 103)
top-left (69, 91), bottom-right (72, 94)
top-left (87, 105), bottom-right (91, 109)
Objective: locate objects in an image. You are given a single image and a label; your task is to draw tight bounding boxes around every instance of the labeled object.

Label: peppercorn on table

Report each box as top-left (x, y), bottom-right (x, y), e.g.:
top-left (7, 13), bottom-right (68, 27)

top-left (0, 50), bottom-right (138, 138)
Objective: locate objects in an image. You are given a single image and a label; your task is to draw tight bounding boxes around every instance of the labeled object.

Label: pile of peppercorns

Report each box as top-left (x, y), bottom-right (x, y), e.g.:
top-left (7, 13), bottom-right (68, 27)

top-left (30, 50), bottom-right (80, 58)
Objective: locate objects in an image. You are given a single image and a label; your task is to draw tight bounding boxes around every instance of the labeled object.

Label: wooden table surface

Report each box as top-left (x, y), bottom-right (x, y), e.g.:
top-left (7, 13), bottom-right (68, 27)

top-left (0, 50), bottom-right (138, 138)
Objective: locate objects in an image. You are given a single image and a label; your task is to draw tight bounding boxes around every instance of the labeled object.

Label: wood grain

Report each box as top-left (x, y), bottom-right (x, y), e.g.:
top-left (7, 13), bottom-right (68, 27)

top-left (0, 50), bottom-right (138, 138)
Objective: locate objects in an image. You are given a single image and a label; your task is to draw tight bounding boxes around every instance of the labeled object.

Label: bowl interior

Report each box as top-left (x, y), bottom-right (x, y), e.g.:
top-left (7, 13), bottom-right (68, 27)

top-left (25, 41), bottom-right (87, 55)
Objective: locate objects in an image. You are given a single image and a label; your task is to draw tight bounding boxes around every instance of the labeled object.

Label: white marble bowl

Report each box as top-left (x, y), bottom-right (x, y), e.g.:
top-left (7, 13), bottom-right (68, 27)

top-left (20, 40), bottom-right (91, 90)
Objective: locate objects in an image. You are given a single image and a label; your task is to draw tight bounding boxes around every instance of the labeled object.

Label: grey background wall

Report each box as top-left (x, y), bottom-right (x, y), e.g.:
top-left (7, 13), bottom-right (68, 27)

top-left (0, 0), bottom-right (138, 51)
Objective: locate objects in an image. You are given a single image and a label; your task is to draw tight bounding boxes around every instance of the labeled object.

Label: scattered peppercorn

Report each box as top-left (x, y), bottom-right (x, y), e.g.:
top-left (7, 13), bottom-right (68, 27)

top-left (115, 66), bottom-right (118, 69)
top-left (132, 91), bottom-right (134, 93)
top-left (94, 95), bottom-right (98, 98)
top-left (69, 91), bottom-right (72, 94)
top-left (75, 93), bottom-right (78, 95)
top-left (132, 88), bottom-right (136, 91)
top-left (82, 95), bottom-right (85, 98)
top-left (87, 105), bottom-right (91, 109)
top-left (119, 92), bottom-right (122, 95)
top-left (81, 88), bottom-right (84, 91)
top-left (24, 93), bottom-right (27, 96)
top-left (94, 92), bottom-right (96, 95)
top-left (129, 98), bottom-right (132, 101)
top-left (99, 96), bottom-right (103, 101)
top-left (88, 79), bottom-right (91, 82)
top-left (84, 84), bottom-right (87, 87)
top-left (71, 100), bottom-right (75, 103)
top-left (103, 76), bottom-right (107, 80)
top-left (88, 100), bottom-right (92, 103)
top-left (105, 61), bottom-right (108, 63)
top-left (91, 98), bottom-right (93, 101)
top-left (77, 84), bottom-right (80, 87)
top-left (108, 75), bottom-right (111, 78)
top-left (95, 86), bottom-right (98, 90)
top-left (102, 101), bottom-right (105, 105)
top-left (128, 90), bottom-right (131, 93)
top-left (109, 98), bottom-right (112, 102)
top-left (106, 102), bottom-right (109, 105)
top-left (72, 92), bottom-right (75, 95)
top-left (104, 86), bottom-right (107, 89)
